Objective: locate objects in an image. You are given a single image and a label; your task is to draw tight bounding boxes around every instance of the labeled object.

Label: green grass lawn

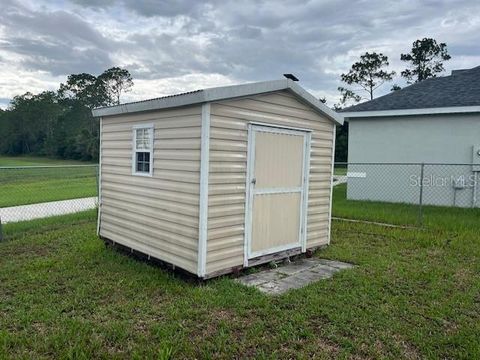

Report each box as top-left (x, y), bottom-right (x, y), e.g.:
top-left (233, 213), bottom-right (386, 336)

top-left (334, 166), bottom-right (347, 176)
top-left (0, 211), bottom-right (479, 358)
top-left (333, 183), bottom-right (480, 231)
top-left (0, 156), bottom-right (97, 207)
top-left (0, 155), bottom-right (94, 167)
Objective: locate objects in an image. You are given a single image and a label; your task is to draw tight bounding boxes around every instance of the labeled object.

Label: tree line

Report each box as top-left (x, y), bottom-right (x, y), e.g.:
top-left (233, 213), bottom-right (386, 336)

top-left (0, 67), bottom-right (133, 161)
top-left (334, 37), bottom-right (451, 161)
top-left (0, 38), bottom-right (451, 163)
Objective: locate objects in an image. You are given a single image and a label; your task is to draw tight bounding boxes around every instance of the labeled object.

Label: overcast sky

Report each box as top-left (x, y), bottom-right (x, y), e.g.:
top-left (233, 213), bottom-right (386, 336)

top-left (1, 0), bottom-right (479, 109)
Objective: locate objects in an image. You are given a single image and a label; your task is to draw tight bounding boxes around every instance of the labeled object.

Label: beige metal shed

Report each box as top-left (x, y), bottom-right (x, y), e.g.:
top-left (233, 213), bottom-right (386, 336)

top-left (92, 79), bottom-right (343, 278)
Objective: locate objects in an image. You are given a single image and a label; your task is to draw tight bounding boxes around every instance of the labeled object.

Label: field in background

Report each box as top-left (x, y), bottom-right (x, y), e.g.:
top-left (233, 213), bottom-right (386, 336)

top-left (0, 156), bottom-right (97, 208)
top-left (0, 156), bottom-right (94, 167)
top-left (0, 210), bottom-right (479, 358)
top-left (333, 166), bottom-right (347, 176)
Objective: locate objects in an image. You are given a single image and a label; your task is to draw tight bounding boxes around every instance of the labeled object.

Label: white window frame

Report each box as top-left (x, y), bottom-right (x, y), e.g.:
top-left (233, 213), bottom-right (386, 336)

top-left (132, 124), bottom-right (154, 177)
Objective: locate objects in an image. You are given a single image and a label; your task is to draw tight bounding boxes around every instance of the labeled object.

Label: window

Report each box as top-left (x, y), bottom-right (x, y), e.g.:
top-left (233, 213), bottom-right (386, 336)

top-left (132, 125), bottom-right (154, 176)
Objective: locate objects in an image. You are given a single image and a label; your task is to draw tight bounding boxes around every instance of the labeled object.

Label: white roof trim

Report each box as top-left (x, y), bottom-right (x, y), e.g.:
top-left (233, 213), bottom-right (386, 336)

top-left (343, 105), bottom-right (480, 119)
top-left (92, 79), bottom-right (343, 125)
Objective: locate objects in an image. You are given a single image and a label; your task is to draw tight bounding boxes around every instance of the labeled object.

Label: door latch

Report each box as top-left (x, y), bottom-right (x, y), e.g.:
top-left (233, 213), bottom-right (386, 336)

top-left (251, 178), bottom-right (256, 185)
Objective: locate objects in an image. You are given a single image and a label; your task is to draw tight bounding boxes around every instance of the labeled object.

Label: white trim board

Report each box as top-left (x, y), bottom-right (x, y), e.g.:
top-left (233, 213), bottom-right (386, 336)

top-left (96, 117), bottom-right (103, 236)
top-left (302, 131), bottom-right (312, 252)
top-left (248, 121), bottom-right (313, 133)
top-left (327, 124), bottom-right (336, 245)
top-left (254, 187), bottom-right (303, 195)
top-left (343, 105), bottom-right (480, 119)
top-left (92, 79), bottom-right (343, 125)
top-left (243, 123), bottom-right (255, 267)
top-left (197, 103), bottom-right (211, 278)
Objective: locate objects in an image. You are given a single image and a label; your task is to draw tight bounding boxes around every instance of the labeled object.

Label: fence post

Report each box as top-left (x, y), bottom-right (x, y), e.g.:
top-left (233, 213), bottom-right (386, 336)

top-left (417, 163), bottom-right (425, 226)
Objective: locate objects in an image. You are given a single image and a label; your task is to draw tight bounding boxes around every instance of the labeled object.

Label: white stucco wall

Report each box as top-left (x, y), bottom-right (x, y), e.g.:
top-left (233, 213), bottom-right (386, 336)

top-left (347, 113), bottom-right (480, 207)
top-left (348, 113), bottom-right (480, 163)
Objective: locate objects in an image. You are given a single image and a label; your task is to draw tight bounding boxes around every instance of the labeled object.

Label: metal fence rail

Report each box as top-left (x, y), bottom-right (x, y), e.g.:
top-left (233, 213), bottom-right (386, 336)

top-left (334, 162), bottom-right (480, 226)
top-left (0, 164), bottom-right (98, 225)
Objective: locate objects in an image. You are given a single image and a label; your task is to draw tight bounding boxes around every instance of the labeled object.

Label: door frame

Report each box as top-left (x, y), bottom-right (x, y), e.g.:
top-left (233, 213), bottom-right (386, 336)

top-left (243, 122), bottom-right (312, 266)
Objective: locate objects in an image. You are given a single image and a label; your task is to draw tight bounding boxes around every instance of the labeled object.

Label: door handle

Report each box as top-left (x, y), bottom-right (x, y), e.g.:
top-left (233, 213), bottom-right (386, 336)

top-left (251, 178), bottom-right (256, 185)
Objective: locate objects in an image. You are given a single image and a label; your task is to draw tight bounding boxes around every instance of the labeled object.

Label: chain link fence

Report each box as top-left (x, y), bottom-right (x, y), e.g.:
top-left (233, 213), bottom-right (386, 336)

top-left (0, 165), bottom-right (98, 234)
top-left (333, 162), bottom-right (480, 226)
top-left (1, 161), bottom-right (478, 237)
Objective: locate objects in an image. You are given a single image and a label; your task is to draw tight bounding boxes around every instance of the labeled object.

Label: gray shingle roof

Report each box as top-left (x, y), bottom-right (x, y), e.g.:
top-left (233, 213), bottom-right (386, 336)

top-left (343, 65), bottom-right (480, 112)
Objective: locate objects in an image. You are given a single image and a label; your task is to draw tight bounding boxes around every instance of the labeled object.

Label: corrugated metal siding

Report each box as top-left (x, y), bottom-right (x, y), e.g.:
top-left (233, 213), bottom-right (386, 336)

top-left (99, 106), bottom-right (202, 274)
top-left (206, 91), bottom-right (334, 275)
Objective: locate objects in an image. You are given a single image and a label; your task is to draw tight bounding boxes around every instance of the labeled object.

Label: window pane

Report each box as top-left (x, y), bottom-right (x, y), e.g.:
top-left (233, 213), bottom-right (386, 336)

top-left (136, 128), bottom-right (151, 150)
top-left (136, 152), bottom-right (150, 173)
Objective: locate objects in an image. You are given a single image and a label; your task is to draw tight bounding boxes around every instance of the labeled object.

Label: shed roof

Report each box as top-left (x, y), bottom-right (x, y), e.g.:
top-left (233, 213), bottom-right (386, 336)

top-left (342, 65), bottom-right (480, 117)
top-left (92, 79), bottom-right (343, 125)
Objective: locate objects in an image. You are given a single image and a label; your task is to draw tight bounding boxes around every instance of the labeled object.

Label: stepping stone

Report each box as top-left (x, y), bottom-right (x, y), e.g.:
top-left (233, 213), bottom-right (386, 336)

top-left (256, 280), bottom-right (286, 295)
top-left (274, 259), bottom-right (315, 275)
top-left (236, 258), bottom-right (354, 295)
top-left (309, 264), bottom-right (338, 276)
top-left (317, 259), bottom-right (354, 270)
top-left (237, 271), bottom-right (282, 287)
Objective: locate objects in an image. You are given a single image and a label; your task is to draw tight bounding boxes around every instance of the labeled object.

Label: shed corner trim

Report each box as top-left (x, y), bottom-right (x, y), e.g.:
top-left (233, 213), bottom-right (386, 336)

top-left (197, 103), bottom-right (211, 277)
top-left (96, 116), bottom-right (103, 236)
top-left (327, 124), bottom-right (336, 245)
top-left (286, 81), bottom-right (344, 126)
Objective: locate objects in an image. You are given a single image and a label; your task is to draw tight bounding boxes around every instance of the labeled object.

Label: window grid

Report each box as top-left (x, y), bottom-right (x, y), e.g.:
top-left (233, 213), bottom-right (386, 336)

top-left (132, 125), bottom-right (153, 176)
top-left (135, 128), bottom-right (150, 150)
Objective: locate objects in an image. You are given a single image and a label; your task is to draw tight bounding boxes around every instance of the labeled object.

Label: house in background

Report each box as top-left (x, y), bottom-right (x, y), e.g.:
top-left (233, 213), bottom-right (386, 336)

top-left (342, 66), bottom-right (480, 207)
top-left (93, 80), bottom-right (342, 279)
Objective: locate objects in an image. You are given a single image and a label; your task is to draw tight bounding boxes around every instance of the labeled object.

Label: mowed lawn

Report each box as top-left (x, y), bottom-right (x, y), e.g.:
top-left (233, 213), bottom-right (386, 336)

top-left (334, 166), bottom-right (347, 176)
top-left (0, 156), bottom-right (97, 207)
top-left (0, 156), bottom-right (92, 167)
top-left (333, 183), bottom-right (480, 231)
top-left (0, 210), bottom-right (479, 358)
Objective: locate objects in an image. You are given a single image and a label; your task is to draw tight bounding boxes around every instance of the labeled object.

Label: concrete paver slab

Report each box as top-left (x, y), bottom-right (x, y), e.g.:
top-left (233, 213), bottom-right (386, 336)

top-left (317, 259), bottom-right (355, 270)
top-left (274, 260), bottom-right (316, 276)
top-left (236, 258), bottom-right (354, 295)
top-left (237, 271), bottom-right (283, 287)
top-left (309, 265), bottom-right (338, 277)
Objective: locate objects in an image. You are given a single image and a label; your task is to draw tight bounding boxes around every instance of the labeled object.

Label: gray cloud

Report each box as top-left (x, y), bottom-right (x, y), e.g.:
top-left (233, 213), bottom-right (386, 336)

top-left (72, 0), bottom-right (214, 17)
top-left (17, 40), bottom-right (112, 76)
top-left (0, 0), bottom-right (479, 107)
top-left (70, 0), bottom-right (116, 8)
top-left (0, 0), bottom-right (114, 76)
top-left (122, 0), bottom-right (210, 17)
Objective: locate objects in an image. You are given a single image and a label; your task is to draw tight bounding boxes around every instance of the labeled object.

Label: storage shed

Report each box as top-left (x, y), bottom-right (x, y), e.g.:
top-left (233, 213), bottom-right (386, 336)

top-left (92, 79), bottom-right (343, 278)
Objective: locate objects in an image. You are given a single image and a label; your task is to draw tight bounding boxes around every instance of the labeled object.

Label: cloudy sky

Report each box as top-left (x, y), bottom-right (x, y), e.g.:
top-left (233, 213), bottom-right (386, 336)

top-left (0, 0), bottom-right (479, 108)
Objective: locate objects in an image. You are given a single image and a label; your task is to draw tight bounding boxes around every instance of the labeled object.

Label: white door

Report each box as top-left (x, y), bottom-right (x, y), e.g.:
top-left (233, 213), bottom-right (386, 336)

top-left (245, 124), bottom-right (310, 261)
